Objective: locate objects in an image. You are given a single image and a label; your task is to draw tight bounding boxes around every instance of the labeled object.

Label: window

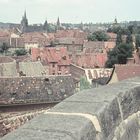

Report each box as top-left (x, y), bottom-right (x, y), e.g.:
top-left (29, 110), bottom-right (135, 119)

top-left (44, 78), bottom-right (49, 82)
top-left (58, 72), bottom-right (61, 75)
top-left (58, 66), bottom-right (61, 71)
top-left (62, 56), bottom-right (66, 60)
top-left (52, 63), bottom-right (55, 67)
top-left (26, 91), bottom-right (31, 95)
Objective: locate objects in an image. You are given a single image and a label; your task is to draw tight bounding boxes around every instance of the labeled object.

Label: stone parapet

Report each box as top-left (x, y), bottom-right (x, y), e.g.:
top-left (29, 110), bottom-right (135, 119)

top-left (1, 77), bottom-right (140, 140)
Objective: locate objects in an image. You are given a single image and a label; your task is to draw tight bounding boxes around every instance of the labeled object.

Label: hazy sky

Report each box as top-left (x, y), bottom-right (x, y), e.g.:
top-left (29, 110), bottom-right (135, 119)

top-left (0, 0), bottom-right (139, 24)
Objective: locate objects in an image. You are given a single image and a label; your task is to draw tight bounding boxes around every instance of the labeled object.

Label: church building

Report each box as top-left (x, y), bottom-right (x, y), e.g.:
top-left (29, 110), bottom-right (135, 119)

top-left (20, 11), bottom-right (48, 33)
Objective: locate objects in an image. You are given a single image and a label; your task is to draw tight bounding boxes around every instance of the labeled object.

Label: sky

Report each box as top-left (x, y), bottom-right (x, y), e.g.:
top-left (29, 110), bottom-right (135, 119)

top-left (0, 0), bottom-right (139, 24)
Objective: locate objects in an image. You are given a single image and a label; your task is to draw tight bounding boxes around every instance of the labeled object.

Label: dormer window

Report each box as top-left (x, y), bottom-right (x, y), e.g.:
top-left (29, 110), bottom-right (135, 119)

top-left (37, 56), bottom-right (41, 61)
top-left (62, 56), bottom-right (66, 60)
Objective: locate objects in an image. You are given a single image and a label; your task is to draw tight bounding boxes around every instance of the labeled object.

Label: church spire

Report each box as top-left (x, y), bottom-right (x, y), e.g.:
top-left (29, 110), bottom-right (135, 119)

top-left (56, 17), bottom-right (61, 30)
top-left (24, 10), bottom-right (27, 19)
top-left (113, 16), bottom-right (119, 28)
top-left (57, 17), bottom-right (60, 26)
top-left (43, 18), bottom-right (48, 32)
top-left (114, 16), bottom-right (118, 24)
top-left (21, 10), bottom-right (28, 32)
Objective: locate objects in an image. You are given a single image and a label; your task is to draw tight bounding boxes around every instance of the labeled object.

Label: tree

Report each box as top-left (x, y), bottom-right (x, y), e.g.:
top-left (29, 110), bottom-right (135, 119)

top-left (43, 20), bottom-right (48, 31)
top-left (87, 34), bottom-right (96, 41)
top-left (107, 26), bottom-right (130, 35)
top-left (117, 43), bottom-right (133, 64)
top-left (126, 32), bottom-right (133, 44)
top-left (108, 26), bottom-right (122, 34)
top-left (105, 47), bottom-right (118, 68)
top-left (128, 25), bottom-right (134, 34)
top-left (87, 31), bottom-right (109, 41)
top-left (14, 48), bottom-right (27, 56)
top-left (135, 34), bottom-right (140, 50)
top-left (116, 32), bottom-right (122, 45)
top-left (106, 43), bottom-right (133, 68)
top-left (80, 77), bottom-right (91, 90)
top-left (0, 43), bottom-right (9, 54)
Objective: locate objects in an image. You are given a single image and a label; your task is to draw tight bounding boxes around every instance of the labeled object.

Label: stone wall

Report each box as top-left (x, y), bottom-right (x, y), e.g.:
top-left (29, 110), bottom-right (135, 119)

top-left (0, 75), bottom-right (75, 105)
top-left (0, 110), bottom-right (44, 137)
top-left (1, 77), bottom-right (140, 140)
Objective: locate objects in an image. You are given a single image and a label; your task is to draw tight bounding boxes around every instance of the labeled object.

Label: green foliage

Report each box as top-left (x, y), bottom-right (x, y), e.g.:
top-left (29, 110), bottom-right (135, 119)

top-left (135, 26), bottom-right (140, 34)
top-left (126, 32), bottom-right (133, 44)
top-left (116, 32), bottom-right (122, 45)
top-left (87, 31), bottom-right (109, 41)
top-left (108, 26), bottom-right (122, 34)
top-left (117, 43), bottom-right (133, 63)
top-left (14, 48), bottom-right (27, 56)
top-left (108, 24), bottom-right (140, 35)
top-left (87, 34), bottom-right (96, 41)
top-left (107, 24), bottom-right (135, 68)
top-left (106, 43), bottom-right (133, 68)
top-left (80, 77), bottom-right (91, 90)
top-left (108, 26), bottom-right (130, 35)
top-left (135, 34), bottom-right (140, 49)
top-left (47, 24), bottom-right (54, 33)
top-left (0, 43), bottom-right (9, 53)
top-left (109, 25), bottom-right (133, 45)
top-left (128, 25), bottom-right (134, 34)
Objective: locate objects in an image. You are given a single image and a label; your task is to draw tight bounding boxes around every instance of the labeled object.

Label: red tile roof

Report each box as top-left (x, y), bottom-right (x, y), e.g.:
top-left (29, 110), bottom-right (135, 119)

top-left (47, 33), bottom-right (55, 41)
top-left (0, 56), bottom-right (15, 63)
top-left (22, 32), bottom-right (50, 46)
top-left (44, 48), bottom-right (59, 63)
top-left (104, 41), bottom-right (116, 49)
top-left (107, 32), bottom-right (117, 39)
top-left (0, 30), bottom-right (10, 37)
top-left (115, 64), bottom-right (140, 81)
top-left (12, 56), bottom-right (31, 63)
top-left (83, 41), bottom-right (105, 53)
top-left (56, 37), bottom-right (84, 45)
top-left (31, 47), bottom-right (71, 66)
top-left (83, 41), bottom-right (116, 53)
top-left (55, 29), bottom-right (87, 39)
top-left (73, 53), bottom-right (107, 68)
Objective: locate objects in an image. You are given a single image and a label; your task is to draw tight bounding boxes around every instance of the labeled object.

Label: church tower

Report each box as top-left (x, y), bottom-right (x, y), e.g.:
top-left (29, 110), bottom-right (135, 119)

top-left (114, 17), bottom-right (118, 24)
top-left (43, 19), bottom-right (48, 32)
top-left (56, 17), bottom-right (61, 30)
top-left (21, 10), bottom-right (28, 32)
top-left (113, 17), bottom-right (119, 27)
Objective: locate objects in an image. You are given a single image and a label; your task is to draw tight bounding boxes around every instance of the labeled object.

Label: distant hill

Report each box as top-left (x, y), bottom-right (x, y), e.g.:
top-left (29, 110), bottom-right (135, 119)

top-left (0, 22), bottom-right (20, 29)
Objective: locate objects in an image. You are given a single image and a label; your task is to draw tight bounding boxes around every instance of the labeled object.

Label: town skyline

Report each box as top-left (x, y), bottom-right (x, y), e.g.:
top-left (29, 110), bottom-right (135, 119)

top-left (0, 0), bottom-right (140, 24)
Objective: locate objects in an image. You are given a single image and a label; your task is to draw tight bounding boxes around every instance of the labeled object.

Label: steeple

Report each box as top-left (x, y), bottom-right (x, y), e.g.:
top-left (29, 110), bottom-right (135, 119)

top-left (21, 10), bottom-right (28, 32)
top-left (24, 10), bottom-right (27, 19)
top-left (79, 21), bottom-right (84, 30)
top-left (112, 16), bottom-right (119, 28)
top-left (114, 17), bottom-right (118, 24)
top-left (43, 19), bottom-right (48, 32)
top-left (56, 17), bottom-right (61, 30)
top-left (44, 19), bottom-right (48, 26)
